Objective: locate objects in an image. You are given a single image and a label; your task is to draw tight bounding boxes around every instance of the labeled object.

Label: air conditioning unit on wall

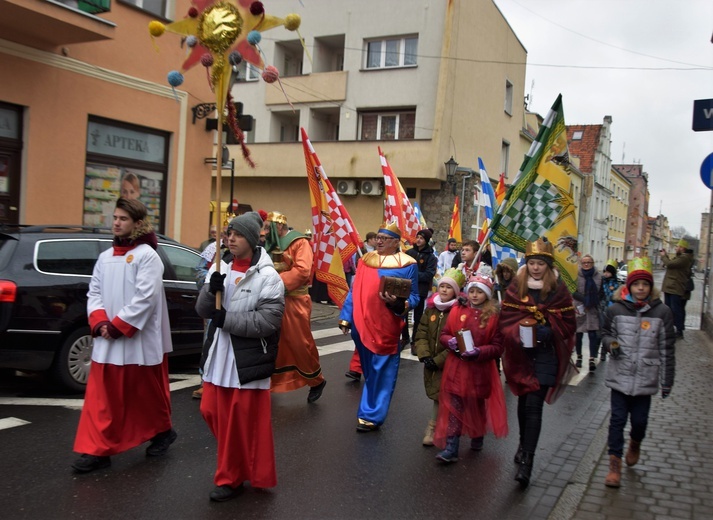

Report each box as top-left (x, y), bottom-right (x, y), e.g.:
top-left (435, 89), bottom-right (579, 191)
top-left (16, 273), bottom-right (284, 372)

top-left (336, 179), bottom-right (358, 195)
top-left (360, 180), bottom-right (383, 196)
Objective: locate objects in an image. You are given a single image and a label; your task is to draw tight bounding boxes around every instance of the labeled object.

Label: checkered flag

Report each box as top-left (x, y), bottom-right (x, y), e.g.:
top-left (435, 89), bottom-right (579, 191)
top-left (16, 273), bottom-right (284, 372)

top-left (380, 147), bottom-right (421, 243)
top-left (489, 94), bottom-right (579, 291)
top-left (303, 128), bottom-right (362, 308)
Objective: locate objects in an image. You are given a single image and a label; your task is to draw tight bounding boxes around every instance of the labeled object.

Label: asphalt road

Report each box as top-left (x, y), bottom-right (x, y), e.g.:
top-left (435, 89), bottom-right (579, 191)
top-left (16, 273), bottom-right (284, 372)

top-left (1, 270), bottom-right (689, 519)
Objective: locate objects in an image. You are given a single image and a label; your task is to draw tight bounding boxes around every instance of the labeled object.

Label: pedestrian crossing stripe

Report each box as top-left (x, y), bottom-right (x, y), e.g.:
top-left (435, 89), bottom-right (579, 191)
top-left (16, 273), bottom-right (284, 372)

top-left (0, 417), bottom-right (30, 431)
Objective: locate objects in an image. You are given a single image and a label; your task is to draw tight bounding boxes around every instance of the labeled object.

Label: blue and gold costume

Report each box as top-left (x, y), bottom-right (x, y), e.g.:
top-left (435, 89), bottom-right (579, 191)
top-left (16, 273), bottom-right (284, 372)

top-left (339, 223), bottom-right (419, 430)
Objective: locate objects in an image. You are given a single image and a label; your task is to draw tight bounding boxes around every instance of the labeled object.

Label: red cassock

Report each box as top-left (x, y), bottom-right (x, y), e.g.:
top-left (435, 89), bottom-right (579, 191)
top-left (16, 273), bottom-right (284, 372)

top-left (73, 359), bottom-right (172, 456)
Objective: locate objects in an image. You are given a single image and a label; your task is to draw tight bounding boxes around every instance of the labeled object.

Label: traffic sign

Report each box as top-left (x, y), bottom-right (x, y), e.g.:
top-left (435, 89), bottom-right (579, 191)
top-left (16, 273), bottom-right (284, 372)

top-left (693, 99), bottom-right (713, 132)
top-left (701, 152), bottom-right (713, 189)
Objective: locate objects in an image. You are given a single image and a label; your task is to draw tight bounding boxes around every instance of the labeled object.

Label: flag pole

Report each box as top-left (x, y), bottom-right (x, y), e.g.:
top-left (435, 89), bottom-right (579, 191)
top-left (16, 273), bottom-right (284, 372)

top-left (213, 109), bottom-right (224, 310)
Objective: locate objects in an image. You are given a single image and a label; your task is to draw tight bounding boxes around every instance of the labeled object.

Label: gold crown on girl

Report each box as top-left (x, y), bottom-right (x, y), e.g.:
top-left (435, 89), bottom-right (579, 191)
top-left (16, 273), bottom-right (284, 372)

top-left (266, 211), bottom-right (288, 225)
top-left (525, 237), bottom-right (554, 258)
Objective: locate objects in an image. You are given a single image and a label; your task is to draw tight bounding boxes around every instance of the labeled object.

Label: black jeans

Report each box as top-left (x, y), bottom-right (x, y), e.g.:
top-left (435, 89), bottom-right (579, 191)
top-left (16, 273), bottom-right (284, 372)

top-left (411, 292), bottom-right (428, 341)
top-left (575, 331), bottom-right (600, 358)
top-left (664, 293), bottom-right (685, 335)
top-left (607, 389), bottom-right (651, 458)
top-left (517, 385), bottom-right (550, 454)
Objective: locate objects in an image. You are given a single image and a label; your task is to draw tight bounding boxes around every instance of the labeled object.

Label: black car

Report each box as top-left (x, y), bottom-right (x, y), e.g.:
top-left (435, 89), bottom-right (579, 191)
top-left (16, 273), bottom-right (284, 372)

top-left (0, 225), bottom-right (205, 391)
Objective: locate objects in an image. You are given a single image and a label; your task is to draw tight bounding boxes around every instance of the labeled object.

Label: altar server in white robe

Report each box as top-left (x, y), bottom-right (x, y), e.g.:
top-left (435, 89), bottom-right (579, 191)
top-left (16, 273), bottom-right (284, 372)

top-left (72, 198), bottom-right (176, 474)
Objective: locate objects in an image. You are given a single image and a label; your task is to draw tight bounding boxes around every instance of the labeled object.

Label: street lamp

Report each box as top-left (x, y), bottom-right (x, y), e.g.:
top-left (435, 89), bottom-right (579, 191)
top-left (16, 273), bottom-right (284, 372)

top-left (444, 156), bottom-right (459, 194)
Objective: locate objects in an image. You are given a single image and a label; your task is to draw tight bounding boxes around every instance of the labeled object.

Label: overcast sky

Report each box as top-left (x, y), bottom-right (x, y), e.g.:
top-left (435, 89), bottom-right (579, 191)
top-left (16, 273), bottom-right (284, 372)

top-left (493, 0), bottom-right (713, 238)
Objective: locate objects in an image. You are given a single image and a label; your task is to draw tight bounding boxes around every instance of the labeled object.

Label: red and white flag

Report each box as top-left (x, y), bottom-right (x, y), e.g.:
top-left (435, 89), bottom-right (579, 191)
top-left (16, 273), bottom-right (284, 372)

top-left (302, 128), bottom-right (362, 308)
top-left (379, 147), bottom-right (421, 243)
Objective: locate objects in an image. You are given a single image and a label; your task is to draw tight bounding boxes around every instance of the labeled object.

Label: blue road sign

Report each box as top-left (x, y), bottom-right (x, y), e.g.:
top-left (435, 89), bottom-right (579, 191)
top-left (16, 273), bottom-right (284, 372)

top-left (693, 99), bottom-right (713, 132)
top-left (701, 152), bottom-right (713, 189)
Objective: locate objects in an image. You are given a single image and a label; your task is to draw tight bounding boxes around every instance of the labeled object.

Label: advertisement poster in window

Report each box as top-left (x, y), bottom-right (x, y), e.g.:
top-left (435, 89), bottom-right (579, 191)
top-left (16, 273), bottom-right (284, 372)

top-left (83, 163), bottom-right (164, 230)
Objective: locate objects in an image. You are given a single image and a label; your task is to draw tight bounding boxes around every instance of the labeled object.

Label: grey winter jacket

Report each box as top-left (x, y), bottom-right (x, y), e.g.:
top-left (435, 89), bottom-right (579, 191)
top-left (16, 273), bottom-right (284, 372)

top-left (196, 247), bottom-right (285, 384)
top-left (601, 287), bottom-right (675, 396)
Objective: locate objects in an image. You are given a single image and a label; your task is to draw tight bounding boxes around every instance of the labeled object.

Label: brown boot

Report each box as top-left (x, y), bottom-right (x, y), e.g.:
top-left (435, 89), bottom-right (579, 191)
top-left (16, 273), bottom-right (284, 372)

top-left (604, 455), bottom-right (622, 488)
top-left (625, 439), bottom-right (641, 467)
top-left (422, 420), bottom-right (436, 446)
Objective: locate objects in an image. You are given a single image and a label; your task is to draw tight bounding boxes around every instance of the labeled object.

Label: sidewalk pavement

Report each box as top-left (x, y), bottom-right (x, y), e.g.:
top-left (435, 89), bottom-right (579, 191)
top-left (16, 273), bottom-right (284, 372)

top-left (549, 329), bottom-right (713, 520)
top-left (310, 301), bottom-right (340, 323)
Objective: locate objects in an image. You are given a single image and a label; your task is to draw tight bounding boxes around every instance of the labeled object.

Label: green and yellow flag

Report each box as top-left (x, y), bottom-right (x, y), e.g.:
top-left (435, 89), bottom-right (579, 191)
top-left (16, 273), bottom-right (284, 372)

top-left (489, 94), bottom-right (579, 291)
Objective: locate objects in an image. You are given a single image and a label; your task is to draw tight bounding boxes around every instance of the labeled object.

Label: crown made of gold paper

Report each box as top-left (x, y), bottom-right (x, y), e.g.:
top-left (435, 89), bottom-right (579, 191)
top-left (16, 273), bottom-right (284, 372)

top-left (627, 256), bottom-right (652, 275)
top-left (222, 213), bottom-right (236, 227)
top-left (606, 259), bottom-right (618, 269)
top-left (266, 211), bottom-right (288, 225)
top-left (441, 268), bottom-right (466, 289)
top-left (378, 220), bottom-right (401, 239)
top-left (525, 237), bottom-right (554, 258)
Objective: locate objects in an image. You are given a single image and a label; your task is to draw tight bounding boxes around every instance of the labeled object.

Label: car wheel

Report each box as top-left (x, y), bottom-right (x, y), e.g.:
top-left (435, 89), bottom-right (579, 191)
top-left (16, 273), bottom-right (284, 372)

top-left (52, 327), bottom-right (93, 392)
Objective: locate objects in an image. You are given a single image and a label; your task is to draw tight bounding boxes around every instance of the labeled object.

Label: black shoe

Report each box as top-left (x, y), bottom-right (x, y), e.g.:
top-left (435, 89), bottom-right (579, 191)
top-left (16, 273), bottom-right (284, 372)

top-left (146, 428), bottom-right (177, 457)
top-left (356, 418), bottom-right (379, 433)
top-left (470, 437), bottom-right (484, 451)
top-left (676, 331), bottom-right (684, 340)
top-left (307, 380), bottom-right (327, 403)
top-left (344, 370), bottom-right (361, 381)
top-left (410, 343), bottom-right (417, 356)
top-left (514, 444), bottom-right (523, 464)
top-left (209, 484), bottom-right (244, 502)
top-left (575, 356), bottom-right (582, 368)
top-left (589, 358), bottom-right (596, 372)
top-left (515, 452), bottom-right (534, 489)
top-left (600, 353), bottom-right (606, 361)
top-left (72, 454), bottom-right (111, 473)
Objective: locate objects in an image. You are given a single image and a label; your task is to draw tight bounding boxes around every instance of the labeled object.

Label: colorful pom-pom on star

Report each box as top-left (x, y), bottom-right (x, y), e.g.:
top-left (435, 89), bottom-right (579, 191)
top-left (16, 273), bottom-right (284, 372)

top-left (262, 65), bottom-right (279, 84)
top-left (247, 31), bottom-right (262, 45)
top-left (186, 35), bottom-right (197, 48)
top-left (229, 51), bottom-right (243, 66)
top-left (167, 70), bottom-right (184, 87)
top-left (188, 6), bottom-right (198, 18)
top-left (284, 14), bottom-right (301, 31)
top-left (201, 54), bottom-right (214, 67)
top-left (149, 21), bottom-right (165, 37)
top-left (250, 2), bottom-right (265, 16)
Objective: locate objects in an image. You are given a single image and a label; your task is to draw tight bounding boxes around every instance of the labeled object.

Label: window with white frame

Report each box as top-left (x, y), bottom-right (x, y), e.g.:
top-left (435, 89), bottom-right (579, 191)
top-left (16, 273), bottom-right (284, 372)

top-left (504, 80), bottom-right (513, 115)
top-left (235, 62), bottom-right (260, 82)
top-left (365, 36), bottom-right (418, 69)
top-left (501, 140), bottom-right (510, 179)
top-left (120, 0), bottom-right (169, 18)
top-left (359, 111), bottom-right (415, 140)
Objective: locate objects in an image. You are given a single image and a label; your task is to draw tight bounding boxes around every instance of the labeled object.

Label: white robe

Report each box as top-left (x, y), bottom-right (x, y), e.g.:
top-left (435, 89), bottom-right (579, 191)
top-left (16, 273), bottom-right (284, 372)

top-left (87, 243), bottom-right (172, 366)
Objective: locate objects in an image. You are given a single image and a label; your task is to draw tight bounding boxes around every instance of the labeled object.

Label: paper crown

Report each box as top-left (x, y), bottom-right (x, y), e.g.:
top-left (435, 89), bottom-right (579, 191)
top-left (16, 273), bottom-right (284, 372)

top-left (525, 237), bottom-right (554, 258)
top-left (441, 268), bottom-right (466, 289)
top-left (677, 238), bottom-right (689, 249)
top-left (378, 220), bottom-right (401, 239)
top-left (222, 213), bottom-right (236, 228)
top-left (627, 256), bottom-right (653, 275)
top-left (266, 211), bottom-right (288, 225)
top-left (606, 259), bottom-right (618, 269)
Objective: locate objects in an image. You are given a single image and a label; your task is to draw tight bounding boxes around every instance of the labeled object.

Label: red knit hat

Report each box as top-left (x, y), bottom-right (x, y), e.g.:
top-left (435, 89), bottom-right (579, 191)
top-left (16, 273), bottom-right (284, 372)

top-left (626, 257), bottom-right (653, 290)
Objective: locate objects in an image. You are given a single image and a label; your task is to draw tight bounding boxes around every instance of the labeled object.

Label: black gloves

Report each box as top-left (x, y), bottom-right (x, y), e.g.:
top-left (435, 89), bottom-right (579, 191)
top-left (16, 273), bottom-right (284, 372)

top-left (385, 297), bottom-right (406, 315)
top-left (208, 272), bottom-right (226, 294)
top-left (536, 325), bottom-right (552, 343)
top-left (210, 308), bottom-right (226, 328)
top-left (421, 356), bottom-right (438, 372)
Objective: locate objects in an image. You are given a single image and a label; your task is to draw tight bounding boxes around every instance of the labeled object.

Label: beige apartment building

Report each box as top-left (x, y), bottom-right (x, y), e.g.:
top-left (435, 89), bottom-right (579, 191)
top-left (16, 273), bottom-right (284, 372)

top-left (220, 0), bottom-right (530, 237)
top-left (0, 0), bottom-right (530, 246)
top-left (608, 166), bottom-right (631, 264)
